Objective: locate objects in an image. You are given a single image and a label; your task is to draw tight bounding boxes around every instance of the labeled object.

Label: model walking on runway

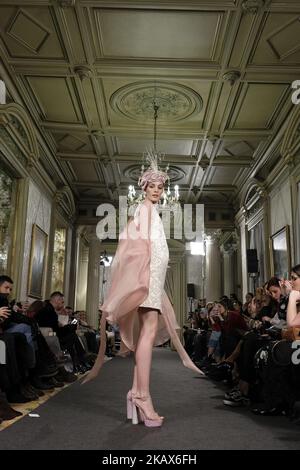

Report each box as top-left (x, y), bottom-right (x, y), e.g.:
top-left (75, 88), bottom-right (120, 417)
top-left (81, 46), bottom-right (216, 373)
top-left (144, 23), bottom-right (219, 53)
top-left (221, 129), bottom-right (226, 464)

top-left (83, 158), bottom-right (203, 427)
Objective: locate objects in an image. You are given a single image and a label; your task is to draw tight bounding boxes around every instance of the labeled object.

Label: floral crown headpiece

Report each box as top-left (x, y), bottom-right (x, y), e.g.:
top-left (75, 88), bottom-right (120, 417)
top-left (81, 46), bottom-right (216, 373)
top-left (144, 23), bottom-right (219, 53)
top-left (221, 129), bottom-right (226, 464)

top-left (138, 148), bottom-right (170, 190)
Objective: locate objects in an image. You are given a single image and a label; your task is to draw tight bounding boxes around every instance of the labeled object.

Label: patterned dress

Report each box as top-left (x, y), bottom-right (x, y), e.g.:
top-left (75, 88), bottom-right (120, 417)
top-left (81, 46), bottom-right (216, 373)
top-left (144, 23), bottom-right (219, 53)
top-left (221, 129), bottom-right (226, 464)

top-left (139, 203), bottom-right (169, 311)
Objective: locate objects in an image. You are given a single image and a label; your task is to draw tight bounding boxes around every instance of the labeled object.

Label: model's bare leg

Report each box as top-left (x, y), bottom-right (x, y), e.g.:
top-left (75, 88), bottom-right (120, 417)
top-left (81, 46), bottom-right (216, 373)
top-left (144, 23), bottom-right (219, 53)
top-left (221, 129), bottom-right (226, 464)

top-left (133, 307), bottom-right (162, 419)
top-left (131, 365), bottom-right (137, 395)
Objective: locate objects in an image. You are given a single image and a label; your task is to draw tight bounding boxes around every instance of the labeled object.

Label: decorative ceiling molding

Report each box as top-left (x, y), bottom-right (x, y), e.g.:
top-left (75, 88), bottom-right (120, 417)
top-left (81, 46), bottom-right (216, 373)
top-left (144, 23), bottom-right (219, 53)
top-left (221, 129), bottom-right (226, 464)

top-left (0, 102), bottom-right (39, 168)
top-left (55, 184), bottom-right (76, 221)
top-left (240, 178), bottom-right (267, 215)
top-left (0, 0), bottom-right (298, 210)
top-left (241, 0), bottom-right (266, 14)
top-left (58, 0), bottom-right (76, 7)
top-left (222, 70), bottom-right (241, 86)
top-left (109, 81), bottom-right (203, 123)
top-left (74, 65), bottom-right (93, 81)
top-left (281, 103), bottom-right (300, 167)
top-left (6, 8), bottom-right (51, 54)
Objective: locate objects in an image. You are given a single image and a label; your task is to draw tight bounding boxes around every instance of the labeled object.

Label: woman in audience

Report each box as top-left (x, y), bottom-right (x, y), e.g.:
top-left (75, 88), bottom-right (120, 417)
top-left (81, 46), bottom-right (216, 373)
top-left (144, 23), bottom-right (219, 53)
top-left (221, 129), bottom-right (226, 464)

top-left (287, 264), bottom-right (300, 327)
top-left (262, 277), bottom-right (290, 333)
top-left (206, 303), bottom-right (223, 363)
top-left (82, 159), bottom-right (202, 428)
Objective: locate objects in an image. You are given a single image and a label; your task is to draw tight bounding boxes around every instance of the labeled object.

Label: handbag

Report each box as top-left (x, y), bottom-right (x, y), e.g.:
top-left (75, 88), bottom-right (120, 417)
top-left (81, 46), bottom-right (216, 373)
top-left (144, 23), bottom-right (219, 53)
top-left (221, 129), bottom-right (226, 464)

top-left (281, 327), bottom-right (300, 342)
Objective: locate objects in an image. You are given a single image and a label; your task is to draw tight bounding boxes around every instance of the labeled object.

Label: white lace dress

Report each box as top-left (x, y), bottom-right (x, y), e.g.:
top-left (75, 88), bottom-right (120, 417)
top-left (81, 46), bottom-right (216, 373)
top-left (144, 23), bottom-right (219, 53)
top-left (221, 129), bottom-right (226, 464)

top-left (139, 203), bottom-right (169, 311)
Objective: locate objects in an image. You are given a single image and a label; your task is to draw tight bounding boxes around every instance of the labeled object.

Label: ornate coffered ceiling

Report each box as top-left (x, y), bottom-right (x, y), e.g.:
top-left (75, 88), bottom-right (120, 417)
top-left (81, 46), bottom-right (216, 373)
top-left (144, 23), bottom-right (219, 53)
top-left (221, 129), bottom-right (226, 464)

top-left (0, 0), bottom-right (298, 216)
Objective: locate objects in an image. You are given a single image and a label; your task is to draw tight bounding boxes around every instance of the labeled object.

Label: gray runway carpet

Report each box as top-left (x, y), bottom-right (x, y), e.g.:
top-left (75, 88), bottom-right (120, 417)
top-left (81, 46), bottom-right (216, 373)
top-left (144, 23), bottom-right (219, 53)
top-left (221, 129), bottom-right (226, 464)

top-left (1, 348), bottom-right (300, 450)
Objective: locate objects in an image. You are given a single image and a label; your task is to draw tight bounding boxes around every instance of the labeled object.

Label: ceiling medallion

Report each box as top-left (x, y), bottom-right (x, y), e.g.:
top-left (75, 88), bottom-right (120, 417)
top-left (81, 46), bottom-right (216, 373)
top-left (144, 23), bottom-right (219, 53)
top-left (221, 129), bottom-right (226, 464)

top-left (110, 81), bottom-right (203, 122)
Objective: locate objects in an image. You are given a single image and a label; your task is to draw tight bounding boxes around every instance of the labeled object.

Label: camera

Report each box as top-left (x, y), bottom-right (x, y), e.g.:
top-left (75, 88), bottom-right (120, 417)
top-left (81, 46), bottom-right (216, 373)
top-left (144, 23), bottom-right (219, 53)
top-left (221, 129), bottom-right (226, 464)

top-left (71, 318), bottom-right (78, 325)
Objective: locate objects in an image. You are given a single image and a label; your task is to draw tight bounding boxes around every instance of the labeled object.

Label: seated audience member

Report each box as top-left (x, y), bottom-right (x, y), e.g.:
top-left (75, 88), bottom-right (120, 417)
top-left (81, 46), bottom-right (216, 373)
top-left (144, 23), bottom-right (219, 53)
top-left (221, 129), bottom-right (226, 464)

top-left (36, 292), bottom-right (90, 374)
top-left (207, 303), bottom-right (223, 363)
top-left (219, 299), bottom-right (249, 359)
top-left (223, 297), bottom-right (265, 407)
top-left (261, 277), bottom-right (290, 335)
top-left (190, 304), bottom-right (210, 364)
top-left (1, 304), bottom-right (32, 412)
top-left (242, 292), bottom-right (254, 315)
top-left (0, 276), bottom-right (36, 369)
top-left (287, 264), bottom-right (300, 327)
top-left (74, 311), bottom-right (98, 355)
top-left (0, 276), bottom-right (53, 399)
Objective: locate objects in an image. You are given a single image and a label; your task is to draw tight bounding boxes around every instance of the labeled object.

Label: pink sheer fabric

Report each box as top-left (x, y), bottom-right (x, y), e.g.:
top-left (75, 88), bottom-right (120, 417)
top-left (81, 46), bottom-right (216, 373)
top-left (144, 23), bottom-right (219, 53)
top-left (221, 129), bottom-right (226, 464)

top-left (82, 199), bottom-right (202, 383)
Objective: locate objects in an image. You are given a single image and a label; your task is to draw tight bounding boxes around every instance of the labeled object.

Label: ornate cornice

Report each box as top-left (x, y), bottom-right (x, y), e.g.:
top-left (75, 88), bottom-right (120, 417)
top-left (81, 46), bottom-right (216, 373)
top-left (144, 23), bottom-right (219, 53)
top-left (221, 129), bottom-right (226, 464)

top-left (55, 185), bottom-right (76, 221)
top-left (281, 104), bottom-right (300, 169)
top-left (0, 103), bottom-right (39, 169)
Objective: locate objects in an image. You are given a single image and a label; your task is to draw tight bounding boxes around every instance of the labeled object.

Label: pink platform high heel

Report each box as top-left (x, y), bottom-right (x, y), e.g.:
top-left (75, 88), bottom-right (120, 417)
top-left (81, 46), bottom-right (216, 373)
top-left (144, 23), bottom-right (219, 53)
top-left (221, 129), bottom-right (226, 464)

top-left (131, 396), bottom-right (164, 428)
top-left (126, 390), bottom-right (134, 420)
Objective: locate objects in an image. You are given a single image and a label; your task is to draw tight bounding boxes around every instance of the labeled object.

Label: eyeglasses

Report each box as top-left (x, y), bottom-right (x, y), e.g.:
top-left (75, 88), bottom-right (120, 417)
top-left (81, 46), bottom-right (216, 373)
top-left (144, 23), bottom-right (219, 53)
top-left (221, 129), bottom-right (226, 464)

top-left (291, 275), bottom-right (299, 281)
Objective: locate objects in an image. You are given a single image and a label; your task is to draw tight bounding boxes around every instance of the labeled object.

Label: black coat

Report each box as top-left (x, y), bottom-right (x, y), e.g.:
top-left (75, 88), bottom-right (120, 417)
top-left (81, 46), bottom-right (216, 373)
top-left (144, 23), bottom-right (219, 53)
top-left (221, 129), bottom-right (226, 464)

top-left (35, 301), bottom-right (59, 333)
top-left (0, 294), bottom-right (32, 329)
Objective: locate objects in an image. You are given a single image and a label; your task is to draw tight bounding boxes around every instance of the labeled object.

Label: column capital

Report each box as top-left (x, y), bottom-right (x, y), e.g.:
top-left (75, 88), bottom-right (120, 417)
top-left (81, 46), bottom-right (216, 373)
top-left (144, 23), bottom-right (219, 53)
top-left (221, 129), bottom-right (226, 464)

top-left (204, 229), bottom-right (222, 244)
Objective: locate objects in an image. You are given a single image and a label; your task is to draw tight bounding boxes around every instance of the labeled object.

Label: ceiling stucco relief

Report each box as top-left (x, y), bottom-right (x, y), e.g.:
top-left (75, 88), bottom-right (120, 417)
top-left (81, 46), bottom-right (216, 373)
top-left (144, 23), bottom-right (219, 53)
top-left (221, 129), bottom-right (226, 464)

top-left (0, 0), bottom-right (298, 214)
top-left (109, 81), bottom-right (203, 123)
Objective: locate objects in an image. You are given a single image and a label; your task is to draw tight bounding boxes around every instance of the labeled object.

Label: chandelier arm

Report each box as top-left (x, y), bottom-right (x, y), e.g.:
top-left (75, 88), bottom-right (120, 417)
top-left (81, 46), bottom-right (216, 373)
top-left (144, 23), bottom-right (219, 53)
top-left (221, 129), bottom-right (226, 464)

top-left (127, 96), bottom-right (181, 209)
top-left (153, 101), bottom-right (159, 155)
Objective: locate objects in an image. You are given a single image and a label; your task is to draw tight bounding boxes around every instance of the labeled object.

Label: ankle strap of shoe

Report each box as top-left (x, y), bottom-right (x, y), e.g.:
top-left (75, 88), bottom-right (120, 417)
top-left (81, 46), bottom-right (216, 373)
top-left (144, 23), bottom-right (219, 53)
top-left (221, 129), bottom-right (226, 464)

top-left (134, 395), bottom-right (150, 401)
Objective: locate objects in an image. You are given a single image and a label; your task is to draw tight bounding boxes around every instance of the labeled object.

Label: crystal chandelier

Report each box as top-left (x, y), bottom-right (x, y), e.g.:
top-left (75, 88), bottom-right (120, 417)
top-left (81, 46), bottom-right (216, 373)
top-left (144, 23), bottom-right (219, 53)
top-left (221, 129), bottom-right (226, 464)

top-left (127, 101), bottom-right (180, 209)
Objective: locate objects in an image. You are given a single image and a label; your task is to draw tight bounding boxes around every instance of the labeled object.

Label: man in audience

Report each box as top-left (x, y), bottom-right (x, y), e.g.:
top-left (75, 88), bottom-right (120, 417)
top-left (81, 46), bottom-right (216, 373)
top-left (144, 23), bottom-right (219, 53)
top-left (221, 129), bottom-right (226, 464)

top-left (36, 292), bottom-right (91, 373)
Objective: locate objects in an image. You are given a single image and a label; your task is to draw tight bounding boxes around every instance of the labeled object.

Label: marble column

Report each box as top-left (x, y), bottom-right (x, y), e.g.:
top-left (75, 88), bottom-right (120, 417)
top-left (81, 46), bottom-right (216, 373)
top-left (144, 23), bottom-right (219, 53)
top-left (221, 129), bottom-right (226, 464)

top-left (222, 249), bottom-right (235, 297)
top-left (236, 208), bottom-right (248, 300)
top-left (223, 250), bottom-right (230, 297)
top-left (186, 253), bottom-right (203, 299)
top-left (65, 226), bottom-right (77, 307)
top-left (168, 242), bottom-right (186, 342)
top-left (75, 231), bottom-right (89, 312)
top-left (85, 235), bottom-right (102, 329)
top-left (205, 233), bottom-right (222, 301)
